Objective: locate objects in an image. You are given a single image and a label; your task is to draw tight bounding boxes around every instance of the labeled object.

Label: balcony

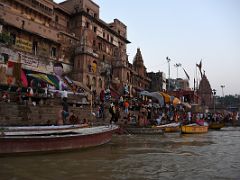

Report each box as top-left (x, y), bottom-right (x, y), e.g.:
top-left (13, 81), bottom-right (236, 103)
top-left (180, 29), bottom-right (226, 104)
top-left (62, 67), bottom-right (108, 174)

top-left (14, 0), bottom-right (53, 19)
top-left (1, 5), bottom-right (58, 42)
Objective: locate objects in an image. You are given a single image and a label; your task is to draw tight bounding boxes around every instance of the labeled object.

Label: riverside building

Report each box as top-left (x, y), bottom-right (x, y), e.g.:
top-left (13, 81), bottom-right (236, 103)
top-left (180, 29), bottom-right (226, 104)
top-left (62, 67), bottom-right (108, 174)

top-left (0, 0), bottom-right (150, 96)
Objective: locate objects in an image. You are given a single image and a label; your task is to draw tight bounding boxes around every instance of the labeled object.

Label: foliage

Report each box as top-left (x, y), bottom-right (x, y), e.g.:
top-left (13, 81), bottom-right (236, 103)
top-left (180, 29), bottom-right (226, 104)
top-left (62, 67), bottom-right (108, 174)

top-left (0, 32), bottom-right (14, 45)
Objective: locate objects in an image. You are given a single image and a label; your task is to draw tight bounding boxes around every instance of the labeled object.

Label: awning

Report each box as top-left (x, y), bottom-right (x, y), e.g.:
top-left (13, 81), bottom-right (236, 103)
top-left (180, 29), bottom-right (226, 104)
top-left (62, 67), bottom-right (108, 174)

top-left (172, 97), bottom-right (181, 106)
top-left (27, 73), bottom-right (55, 86)
top-left (47, 74), bottom-right (59, 89)
top-left (160, 92), bottom-right (171, 103)
top-left (139, 91), bottom-right (164, 106)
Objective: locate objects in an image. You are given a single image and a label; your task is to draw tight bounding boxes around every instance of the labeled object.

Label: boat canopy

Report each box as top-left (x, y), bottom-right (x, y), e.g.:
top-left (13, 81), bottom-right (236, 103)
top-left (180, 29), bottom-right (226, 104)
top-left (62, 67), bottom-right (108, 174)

top-left (139, 91), bottom-right (181, 107)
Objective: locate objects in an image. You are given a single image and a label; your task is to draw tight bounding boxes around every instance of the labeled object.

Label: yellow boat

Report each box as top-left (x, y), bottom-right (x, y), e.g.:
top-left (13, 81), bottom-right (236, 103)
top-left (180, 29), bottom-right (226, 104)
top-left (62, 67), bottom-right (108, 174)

top-left (209, 122), bottom-right (225, 130)
top-left (181, 124), bottom-right (208, 134)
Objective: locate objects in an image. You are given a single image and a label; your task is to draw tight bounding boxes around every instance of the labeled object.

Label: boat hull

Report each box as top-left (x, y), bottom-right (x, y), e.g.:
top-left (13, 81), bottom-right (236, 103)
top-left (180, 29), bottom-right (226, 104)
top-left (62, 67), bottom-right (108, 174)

top-left (164, 126), bottom-right (180, 133)
top-left (125, 127), bottom-right (164, 135)
top-left (155, 123), bottom-right (180, 133)
top-left (181, 125), bottom-right (208, 134)
top-left (0, 126), bottom-right (118, 154)
top-left (209, 122), bottom-right (224, 130)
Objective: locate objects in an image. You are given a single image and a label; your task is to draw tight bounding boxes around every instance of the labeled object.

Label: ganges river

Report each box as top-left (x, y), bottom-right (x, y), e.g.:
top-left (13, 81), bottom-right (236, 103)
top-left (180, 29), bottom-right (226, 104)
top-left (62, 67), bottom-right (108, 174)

top-left (0, 127), bottom-right (240, 180)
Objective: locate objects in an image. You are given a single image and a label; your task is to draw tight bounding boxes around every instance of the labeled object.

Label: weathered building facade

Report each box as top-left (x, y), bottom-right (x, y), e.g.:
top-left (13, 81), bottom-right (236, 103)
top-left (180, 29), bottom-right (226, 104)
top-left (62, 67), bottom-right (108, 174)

top-left (147, 71), bottom-right (166, 92)
top-left (0, 0), bottom-right (150, 96)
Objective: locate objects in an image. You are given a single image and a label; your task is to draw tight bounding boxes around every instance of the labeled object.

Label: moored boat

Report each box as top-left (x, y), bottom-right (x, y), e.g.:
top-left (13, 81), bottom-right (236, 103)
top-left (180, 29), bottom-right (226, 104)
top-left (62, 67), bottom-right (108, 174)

top-left (0, 124), bottom-right (89, 136)
top-left (0, 125), bottom-right (118, 154)
top-left (181, 123), bottom-right (208, 134)
top-left (155, 123), bottom-right (180, 133)
top-left (209, 122), bottom-right (225, 130)
top-left (125, 127), bottom-right (164, 135)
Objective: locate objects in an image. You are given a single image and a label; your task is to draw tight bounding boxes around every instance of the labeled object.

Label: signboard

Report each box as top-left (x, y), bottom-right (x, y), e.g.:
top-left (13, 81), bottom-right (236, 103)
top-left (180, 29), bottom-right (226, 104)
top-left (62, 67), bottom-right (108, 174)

top-left (21, 53), bottom-right (55, 74)
top-left (21, 54), bottom-right (39, 68)
top-left (15, 37), bottom-right (32, 53)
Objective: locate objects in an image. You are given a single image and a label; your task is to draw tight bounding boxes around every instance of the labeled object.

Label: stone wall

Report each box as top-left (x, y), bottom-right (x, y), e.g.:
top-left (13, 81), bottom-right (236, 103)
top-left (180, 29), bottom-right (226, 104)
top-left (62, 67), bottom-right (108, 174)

top-left (0, 102), bottom-right (108, 126)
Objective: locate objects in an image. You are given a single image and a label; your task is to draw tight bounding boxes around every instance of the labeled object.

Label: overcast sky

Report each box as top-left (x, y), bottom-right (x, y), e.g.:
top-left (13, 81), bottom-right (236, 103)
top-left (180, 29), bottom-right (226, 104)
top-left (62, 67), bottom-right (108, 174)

top-left (55, 0), bottom-right (240, 96)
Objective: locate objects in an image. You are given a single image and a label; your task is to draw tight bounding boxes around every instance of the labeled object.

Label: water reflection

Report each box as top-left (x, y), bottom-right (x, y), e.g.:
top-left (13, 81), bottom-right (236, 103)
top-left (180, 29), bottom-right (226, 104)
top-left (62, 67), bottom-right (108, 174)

top-left (0, 127), bottom-right (240, 180)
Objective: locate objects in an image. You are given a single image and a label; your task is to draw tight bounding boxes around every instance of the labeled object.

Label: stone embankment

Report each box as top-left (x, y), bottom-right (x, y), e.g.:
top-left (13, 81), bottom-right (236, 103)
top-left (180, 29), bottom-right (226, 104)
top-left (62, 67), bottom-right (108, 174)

top-left (0, 101), bottom-right (107, 126)
top-left (0, 100), bottom-right (138, 126)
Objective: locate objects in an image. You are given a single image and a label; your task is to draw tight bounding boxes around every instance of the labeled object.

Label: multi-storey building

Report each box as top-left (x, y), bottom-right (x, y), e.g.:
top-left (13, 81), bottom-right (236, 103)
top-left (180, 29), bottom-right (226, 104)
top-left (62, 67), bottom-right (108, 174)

top-left (0, 0), bottom-right (150, 96)
top-left (147, 71), bottom-right (166, 92)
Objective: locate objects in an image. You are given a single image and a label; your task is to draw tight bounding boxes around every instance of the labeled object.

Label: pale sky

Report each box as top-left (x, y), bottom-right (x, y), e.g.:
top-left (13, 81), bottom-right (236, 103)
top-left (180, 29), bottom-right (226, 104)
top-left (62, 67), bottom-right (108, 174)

top-left (55, 0), bottom-right (240, 96)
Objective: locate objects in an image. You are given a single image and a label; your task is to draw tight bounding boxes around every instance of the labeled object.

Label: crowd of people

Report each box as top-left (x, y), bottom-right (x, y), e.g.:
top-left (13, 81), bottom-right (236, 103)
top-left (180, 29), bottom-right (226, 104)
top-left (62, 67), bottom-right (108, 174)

top-left (1, 82), bottom-right (239, 127)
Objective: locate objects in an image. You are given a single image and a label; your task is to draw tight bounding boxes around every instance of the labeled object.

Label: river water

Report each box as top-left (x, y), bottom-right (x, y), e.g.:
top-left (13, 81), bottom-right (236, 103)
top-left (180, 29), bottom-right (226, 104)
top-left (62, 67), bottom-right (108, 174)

top-left (0, 127), bottom-right (240, 180)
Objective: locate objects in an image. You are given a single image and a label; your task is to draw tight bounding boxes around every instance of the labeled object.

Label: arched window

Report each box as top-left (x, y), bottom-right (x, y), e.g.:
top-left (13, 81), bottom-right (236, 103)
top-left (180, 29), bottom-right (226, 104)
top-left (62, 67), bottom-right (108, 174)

top-left (99, 78), bottom-right (102, 88)
top-left (127, 73), bottom-right (130, 83)
top-left (92, 60), bottom-right (97, 73)
top-left (86, 75), bottom-right (90, 88)
top-left (92, 77), bottom-right (96, 88)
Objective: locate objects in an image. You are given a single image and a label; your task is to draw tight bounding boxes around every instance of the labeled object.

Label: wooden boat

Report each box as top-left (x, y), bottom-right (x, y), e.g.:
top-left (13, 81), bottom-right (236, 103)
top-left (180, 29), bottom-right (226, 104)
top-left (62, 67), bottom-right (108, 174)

top-left (155, 123), bottom-right (180, 133)
top-left (0, 125), bottom-right (118, 154)
top-left (125, 127), bottom-right (164, 135)
top-left (0, 124), bottom-right (89, 136)
top-left (181, 123), bottom-right (208, 134)
top-left (209, 122), bottom-right (225, 130)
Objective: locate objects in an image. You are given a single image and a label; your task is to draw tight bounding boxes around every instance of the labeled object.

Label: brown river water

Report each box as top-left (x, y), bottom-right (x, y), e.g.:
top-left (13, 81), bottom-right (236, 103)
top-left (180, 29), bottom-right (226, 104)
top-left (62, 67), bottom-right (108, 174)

top-left (0, 127), bottom-right (240, 180)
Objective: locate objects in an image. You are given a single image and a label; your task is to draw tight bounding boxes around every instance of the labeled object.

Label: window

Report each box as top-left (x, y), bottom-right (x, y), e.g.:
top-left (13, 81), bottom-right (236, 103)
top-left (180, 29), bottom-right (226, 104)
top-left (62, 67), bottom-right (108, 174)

top-left (32, 41), bottom-right (38, 55)
top-left (86, 22), bottom-right (89, 28)
top-left (98, 43), bottom-right (102, 50)
top-left (93, 26), bottom-right (97, 33)
top-left (10, 33), bottom-right (16, 44)
top-left (92, 77), bottom-right (96, 88)
top-left (55, 15), bottom-right (58, 23)
top-left (99, 78), bottom-right (102, 88)
top-left (86, 75), bottom-right (90, 88)
top-left (51, 47), bottom-right (57, 57)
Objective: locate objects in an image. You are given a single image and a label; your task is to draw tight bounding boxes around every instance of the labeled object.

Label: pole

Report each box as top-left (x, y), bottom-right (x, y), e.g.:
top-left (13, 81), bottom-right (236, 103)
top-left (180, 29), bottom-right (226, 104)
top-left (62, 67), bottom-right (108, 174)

top-left (166, 57), bottom-right (171, 91)
top-left (212, 89), bottom-right (216, 113)
top-left (220, 85), bottom-right (225, 97)
top-left (174, 63), bottom-right (182, 78)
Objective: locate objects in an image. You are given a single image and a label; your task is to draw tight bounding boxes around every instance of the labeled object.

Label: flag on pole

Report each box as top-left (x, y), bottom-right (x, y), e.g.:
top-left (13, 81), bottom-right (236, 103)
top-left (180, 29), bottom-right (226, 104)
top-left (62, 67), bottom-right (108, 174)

top-left (196, 59), bottom-right (203, 78)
